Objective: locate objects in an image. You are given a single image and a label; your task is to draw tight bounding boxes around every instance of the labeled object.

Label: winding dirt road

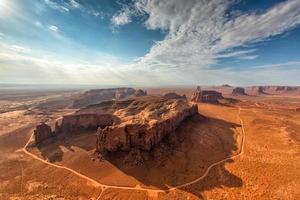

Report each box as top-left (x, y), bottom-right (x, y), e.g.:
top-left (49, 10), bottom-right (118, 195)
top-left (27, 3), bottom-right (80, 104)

top-left (22, 106), bottom-right (246, 199)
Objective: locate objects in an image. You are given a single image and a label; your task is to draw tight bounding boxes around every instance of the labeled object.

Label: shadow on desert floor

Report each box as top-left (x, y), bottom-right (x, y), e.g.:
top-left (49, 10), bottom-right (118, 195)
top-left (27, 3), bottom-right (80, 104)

top-left (36, 131), bottom-right (96, 163)
top-left (104, 114), bottom-right (243, 198)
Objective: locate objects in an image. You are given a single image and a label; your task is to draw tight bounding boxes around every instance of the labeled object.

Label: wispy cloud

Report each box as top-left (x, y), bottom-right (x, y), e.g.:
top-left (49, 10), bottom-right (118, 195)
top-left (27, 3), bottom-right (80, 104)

top-left (113, 0), bottom-right (300, 71)
top-left (111, 8), bottom-right (132, 26)
top-left (44, 0), bottom-right (69, 13)
top-left (69, 0), bottom-right (81, 9)
top-left (44, 0), bottom-right (104, 19)
top-left (252, 61), bottom-right (300, 69)
top-left (34, 21), bottom-right (43, 28)
top-left (48, 25), bottom-right (59, 32)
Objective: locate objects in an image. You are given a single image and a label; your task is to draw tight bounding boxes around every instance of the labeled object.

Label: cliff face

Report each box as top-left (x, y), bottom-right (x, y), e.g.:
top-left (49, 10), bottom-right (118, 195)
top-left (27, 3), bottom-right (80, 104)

top-left (56, 114), bottom-right (114, 135)
top-left (34, 123), bottom-right (53, 144)
top-left (96, 98), bottom-right (198, 152)
top-left (191, 86), bottom-right (223, 103)
top-left (33, 95), bottom-right (198, 152)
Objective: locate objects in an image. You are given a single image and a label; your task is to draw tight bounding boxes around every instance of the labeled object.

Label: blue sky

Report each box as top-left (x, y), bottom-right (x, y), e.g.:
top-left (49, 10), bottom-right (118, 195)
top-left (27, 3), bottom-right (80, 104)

top-left (0, 0), bottom-right (299, 86)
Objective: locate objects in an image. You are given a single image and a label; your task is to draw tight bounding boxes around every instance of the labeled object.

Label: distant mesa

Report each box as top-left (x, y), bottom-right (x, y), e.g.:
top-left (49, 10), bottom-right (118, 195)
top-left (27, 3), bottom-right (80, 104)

top-left (72, 88), bottom-right (147, 108)
top-left (249, 86), bottom-right (300, 95)
top-left (232, 87), bottom-right (247, 96)
top-left (134, 89), bottom-right (147, 97)
top-left (258, 86), bottom-right (266, 94)
top-left (250, 86), bottom-right (268, 95)
top-left (33, 95), bottom-right (198, 154)
top-left (221, 84), bottom-right (232, 87)
top-left (163, 92), bottom-right (187, 100)
top-left (191, 86), bottom-right (223, 103)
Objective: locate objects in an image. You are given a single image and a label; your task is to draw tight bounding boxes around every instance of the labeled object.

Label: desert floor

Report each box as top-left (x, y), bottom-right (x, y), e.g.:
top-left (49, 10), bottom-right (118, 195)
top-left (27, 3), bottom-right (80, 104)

top-left (0, 88), bottom-right (300, 200)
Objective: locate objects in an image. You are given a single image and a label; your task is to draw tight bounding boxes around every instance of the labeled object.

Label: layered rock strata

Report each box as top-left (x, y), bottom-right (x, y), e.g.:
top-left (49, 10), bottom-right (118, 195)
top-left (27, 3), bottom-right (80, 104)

top-left (96, 96), bottom-right (198, 152)
top-left (34, 95), bottom-right (197, 152)
top-left (191, 86), bottom-right (223, 103)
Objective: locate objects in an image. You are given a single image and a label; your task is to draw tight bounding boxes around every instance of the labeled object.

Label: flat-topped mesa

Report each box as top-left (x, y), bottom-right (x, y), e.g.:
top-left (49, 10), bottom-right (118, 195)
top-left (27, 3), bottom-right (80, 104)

top-left (232, 87), bottom-right (247, 95)
top-left (134, 89), bottom-right (147, 97)
top-left (96, 96), bottom-right (198, 152)
top-left (55, 113), bottom-right (114, 135)
top-left (163, 92), bottom-right (187, 101)
top-left (72, 87), bottom-right (138, 108)
top-left (191, 86), bottom-right (223, 103)
top-left (34, 122), bottom-right (53, 144)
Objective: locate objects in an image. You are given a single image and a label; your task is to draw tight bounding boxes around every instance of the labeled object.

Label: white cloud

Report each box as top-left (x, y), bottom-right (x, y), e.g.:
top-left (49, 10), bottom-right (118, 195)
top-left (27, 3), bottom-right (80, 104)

top-left (113, 0), bottom-right (300, 71)
top-left (48, 25), bottom-right (59, 32)
top-left (69, 0), bottom-right (81, 9)
top-left (111, 8), bottom-right (132, 26)
top-left (44, 0), bottom-right (69, 13)
top-left (35, 21), bottom-right (43, 28)
top-left (8, 45), bottom-right (31, 53)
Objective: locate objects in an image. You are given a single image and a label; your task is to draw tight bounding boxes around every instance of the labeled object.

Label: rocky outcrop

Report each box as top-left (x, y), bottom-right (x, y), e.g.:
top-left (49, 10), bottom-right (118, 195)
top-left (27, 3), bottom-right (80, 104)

top-left (55, 114), bottom-right (114, 135)
top-left (96, 96), bottom-right (198, 152)
top-left (34, 95), bottom-right (198, 153)
top-left (232, 87), bottom-right (246, 95)
top-left (134, 89), bottom-right (147, 97)
top-left (34, 123), bottom-right (53, 144)
top-left (257, 86), bottom-right (266, 94)
top-left (249, 86), bottom-right (300, 95)
top-left (72, 88), bottom-right (136, 108)
top-left (163, 92), bottom-right (187, 100)
top-left (190, 86), bottom-right (202, 102)
top-left (295, 108), bottom-right (300, 112)
top-left (191, 86), bottom-right (223, 103)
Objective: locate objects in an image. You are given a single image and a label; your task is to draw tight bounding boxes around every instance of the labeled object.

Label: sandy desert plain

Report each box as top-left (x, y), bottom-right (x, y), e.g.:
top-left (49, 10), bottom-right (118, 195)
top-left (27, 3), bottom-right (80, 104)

top-left (0, 85), bottom-right (300, 200)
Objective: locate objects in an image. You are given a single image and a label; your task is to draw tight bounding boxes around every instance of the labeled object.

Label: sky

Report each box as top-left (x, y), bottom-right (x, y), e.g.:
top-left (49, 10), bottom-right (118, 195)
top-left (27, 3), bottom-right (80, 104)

top-left (0, 0), bottom-right (300, 87)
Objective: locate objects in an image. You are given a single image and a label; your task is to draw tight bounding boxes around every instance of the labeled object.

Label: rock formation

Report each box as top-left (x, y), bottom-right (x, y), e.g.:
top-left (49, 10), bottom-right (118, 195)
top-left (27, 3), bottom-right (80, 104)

top-left (232, 87), bottom-right (247, 95)
top-left (163, 92), bottom-right (187, 100)
top-left (191, 86), bottom-right (223, 103)
top-left (72, 88), bottom-right (136, 108)
top-left (34, 95), bottom-right (197, 153)
top-left (222, 84), bottom-right (232, 87)
top-left (34, 123), bottom-right (53, 144)
top-left (96, 96), bottom-right (198, 152)
top-left (134, 89), bottom-right (147, 97)
top-left (248, 86), bottom-right (300, 95)
top-left (257, 86), bottom-right (266, 94)
top-left (190, 86), bottom-right (202, 102)
top-left (295, 108), bottom-right (300, 112)
top-left (55, 113), bottom-right (114, 135)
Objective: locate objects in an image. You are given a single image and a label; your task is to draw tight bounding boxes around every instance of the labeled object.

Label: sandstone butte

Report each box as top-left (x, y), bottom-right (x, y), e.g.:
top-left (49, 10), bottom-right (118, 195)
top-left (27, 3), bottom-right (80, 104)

top-left (232, 87), bottom-right (247, 95)
top-left (33, 95), bottom-right (198, 152)
top-left (190, 86), bottom-right (223, 103)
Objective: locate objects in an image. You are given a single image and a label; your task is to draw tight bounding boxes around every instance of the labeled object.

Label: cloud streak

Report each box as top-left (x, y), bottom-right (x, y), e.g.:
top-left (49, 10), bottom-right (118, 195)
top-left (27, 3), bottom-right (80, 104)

top-left (114, 0), bottom-right (300, 71)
